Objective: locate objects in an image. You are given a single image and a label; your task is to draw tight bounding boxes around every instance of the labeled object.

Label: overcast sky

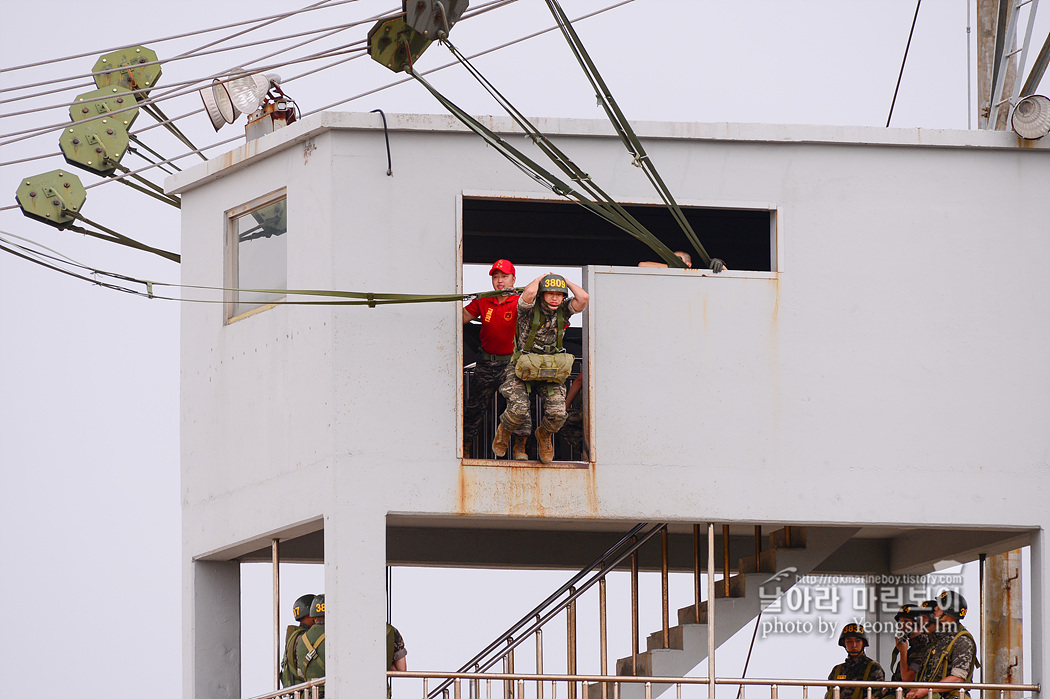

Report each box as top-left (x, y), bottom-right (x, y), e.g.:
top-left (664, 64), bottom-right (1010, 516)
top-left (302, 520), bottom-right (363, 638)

top-left (1, 1), bottom-right (1045, 697)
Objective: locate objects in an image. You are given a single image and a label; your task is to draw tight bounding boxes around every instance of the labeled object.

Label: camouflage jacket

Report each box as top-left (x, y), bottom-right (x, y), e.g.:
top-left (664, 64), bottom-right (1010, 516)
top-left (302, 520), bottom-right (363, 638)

top-left (919, 624), bottom-right (977, 683)
top-left (826, 654), bottom-right (885, 699)
top-left (515, 297), bottom-right (575, 355)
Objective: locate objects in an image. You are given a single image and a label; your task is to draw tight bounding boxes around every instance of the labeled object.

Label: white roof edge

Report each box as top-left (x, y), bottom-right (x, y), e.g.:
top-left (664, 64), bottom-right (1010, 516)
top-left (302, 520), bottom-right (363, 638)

top-left (166, 110), bottom-right (1049, 195)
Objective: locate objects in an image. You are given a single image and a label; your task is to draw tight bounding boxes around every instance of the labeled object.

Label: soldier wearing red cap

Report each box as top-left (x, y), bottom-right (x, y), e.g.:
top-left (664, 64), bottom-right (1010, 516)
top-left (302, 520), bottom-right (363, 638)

top-left (462, 259), bottom-right (530, 458)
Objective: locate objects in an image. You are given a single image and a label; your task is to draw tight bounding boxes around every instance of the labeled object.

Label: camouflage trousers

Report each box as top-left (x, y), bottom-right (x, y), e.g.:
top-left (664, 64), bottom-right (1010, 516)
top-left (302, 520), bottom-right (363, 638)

top-left (464, 360), bottom-right (528, 440)
top-left (498, 362), bottom-right (568, 434)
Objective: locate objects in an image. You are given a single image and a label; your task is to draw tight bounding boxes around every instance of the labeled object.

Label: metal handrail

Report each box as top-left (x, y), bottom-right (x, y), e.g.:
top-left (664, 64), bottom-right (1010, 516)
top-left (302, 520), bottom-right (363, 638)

top-left (249, 678), bottom-right (325, 699)
top-left (398, 670), bottom-right (1040, 698)
top-left (428, 522), bottom-right (665, 698)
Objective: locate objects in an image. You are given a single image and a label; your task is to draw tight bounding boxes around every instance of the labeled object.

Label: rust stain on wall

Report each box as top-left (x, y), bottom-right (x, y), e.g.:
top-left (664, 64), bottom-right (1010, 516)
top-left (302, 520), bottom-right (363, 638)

top-left (456, 463), bottom-right (599, 518)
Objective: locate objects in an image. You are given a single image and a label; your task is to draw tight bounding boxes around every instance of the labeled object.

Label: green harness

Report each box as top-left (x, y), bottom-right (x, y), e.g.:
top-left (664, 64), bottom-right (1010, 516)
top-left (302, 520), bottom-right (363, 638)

top-left (919, 628), bottom-right (977, 697)
top-left (511, 303), bottom-right (573, 386)
top-left (302, 631), bottom-right (326, 675)
top-left (830, 659), bottom-right (876, 699)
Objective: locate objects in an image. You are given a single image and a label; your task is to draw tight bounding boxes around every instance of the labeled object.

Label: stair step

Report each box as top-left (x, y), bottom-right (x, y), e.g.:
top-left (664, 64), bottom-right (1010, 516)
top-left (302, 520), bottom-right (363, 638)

top-left (738, 548), bottom-right (779, 574)
top-left (714, 573), bottom-right (748, 598)
top-left (615, 650), bottom-right (653, 677)
top-left (646, 624), bottom-right (686, 651)
top-left (769, 526), bottom-right (807, 549)
top-left (677, 601), bottom-right (709, 625)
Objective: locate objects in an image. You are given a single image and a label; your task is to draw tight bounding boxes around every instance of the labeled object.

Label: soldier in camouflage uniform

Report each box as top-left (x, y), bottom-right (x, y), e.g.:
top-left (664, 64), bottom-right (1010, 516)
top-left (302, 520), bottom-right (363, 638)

top-left (387, 623), bottom-right (407, 698)
top-left (879, 601), bottom-right (936, 698)
top-left (826, 623), bottom-right (885, 699)
top-left (907, 591), bottom-right (977, 699)
top-left (295, 594), bottom-right (327, 696)
top-left (493, 273), bottom-right (589, 463)
top-left (462, 259), bottom-right (529, 458)
top-left (280, 593), bottom-right (319, 688)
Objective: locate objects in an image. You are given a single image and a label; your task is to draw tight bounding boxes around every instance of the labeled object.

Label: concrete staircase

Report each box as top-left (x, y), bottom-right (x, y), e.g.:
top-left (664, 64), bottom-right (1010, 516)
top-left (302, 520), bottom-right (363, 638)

top-left (587, 526), bottom-right (860, 699)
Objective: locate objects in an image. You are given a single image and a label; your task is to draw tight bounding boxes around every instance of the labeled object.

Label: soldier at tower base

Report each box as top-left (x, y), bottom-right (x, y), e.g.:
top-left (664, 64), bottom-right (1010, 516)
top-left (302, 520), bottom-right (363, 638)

top-left (387, 623), bottom-right (407, 698)
top-left (907, 591), bottom-right (977, 699)
top-left (826, 623), bottom-right (885, 699)
top-left (879, 601), bottom-right (936, 697)
top-left (295, 594), bottom-right (327, 695)
top-left (281, 593), bottom-right (320, 688)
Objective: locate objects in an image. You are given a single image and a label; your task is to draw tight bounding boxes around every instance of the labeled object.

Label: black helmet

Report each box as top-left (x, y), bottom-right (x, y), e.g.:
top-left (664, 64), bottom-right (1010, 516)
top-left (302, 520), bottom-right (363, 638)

top-left (309, 594), bottom-right (326, 619)
top-left (539, 274), bottom-right (569, 296)
top-left (838, 622), bottom-right (869, 648)
top-left (293, 594), bottom-right (316, 622)
top-left (894, 604), bottom-right (920, 621)
top-left (937, 590), bottom-right (967, 619)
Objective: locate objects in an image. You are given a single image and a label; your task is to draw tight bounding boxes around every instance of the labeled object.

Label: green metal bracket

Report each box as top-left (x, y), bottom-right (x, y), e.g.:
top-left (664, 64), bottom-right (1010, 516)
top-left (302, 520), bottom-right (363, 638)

top-left (92, 45), bottom-right (161, 95)
top-left (249, 200), bottom-right (287, 239)
top-left (70, 85), bottom-right (139, 130)
top-left (404, 0), bottom-right (470, 40)
top-left (15, 170), bottom-right (88, 229)
top-left (59, 119), bottom-right (129, 175)
top-left (368, 17), bottom-right (432, 73)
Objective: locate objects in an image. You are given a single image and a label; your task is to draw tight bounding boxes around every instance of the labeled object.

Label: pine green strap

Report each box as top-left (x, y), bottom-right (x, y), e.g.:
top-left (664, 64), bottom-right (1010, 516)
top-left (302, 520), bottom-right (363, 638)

top-left (409, 64), bottom-right (683, 268)
top-left (524, 304), bottom-right (543, 353)
top-left (288, 629), bottom-right (305, 679)
top-left (541, 0), bottom-right (710, 268)
top-left (521, 303), bottom-right (567, 355)
top-left (851, 661), bottom-right (874, 699)
top-left (556, 304), bottom-right (565, 351)
top-left (937, 629), bottom-right (975, 681)
top-left (303, 632), bottom-right (326, 673)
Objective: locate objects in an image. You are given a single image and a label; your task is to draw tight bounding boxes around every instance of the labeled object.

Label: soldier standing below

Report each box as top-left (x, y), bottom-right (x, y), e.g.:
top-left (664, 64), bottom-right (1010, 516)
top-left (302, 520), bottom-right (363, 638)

top-left (826, 623), bottom-right (885, 699)
top-left (462, 259), bottom-right (529, 458)
top-left (907, 591), bottom-right (977, 699)
top-left (387, 623), bottom-right (407, 698)
top-left (295, 594), bottom-right (327, 695)
top-left (880, 602), bottom-right (936, 697)
top-left (281, 593), bottom-right (319, 688)
top-left (493, 273), bottom-right (589, 463)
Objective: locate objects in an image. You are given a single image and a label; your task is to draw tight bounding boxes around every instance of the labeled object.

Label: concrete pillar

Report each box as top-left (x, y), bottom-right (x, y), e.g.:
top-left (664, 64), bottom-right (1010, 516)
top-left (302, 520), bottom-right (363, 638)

top-left (1030, 533), bottom-right (1046, 694)
top-left (185, 560), bottom-right (241, 699)
top-left (984, 550), bottom-right (1023, 698)
top-left (324, 504), bottom-right (388, 696)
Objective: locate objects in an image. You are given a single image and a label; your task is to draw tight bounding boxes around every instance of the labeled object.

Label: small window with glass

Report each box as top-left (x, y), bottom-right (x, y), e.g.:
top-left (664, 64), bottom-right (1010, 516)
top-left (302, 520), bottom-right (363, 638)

top-left (225, 189), bottom-right (288, 322)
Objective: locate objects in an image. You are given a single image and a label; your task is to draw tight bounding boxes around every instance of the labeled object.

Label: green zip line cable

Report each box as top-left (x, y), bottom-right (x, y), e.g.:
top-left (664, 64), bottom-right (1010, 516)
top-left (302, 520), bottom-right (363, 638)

top-left (2, 229), bottom-right (518, 306)
top-left (408, 64), bottom-right (682, 268)
top-left (439, 40), bottom-right (683, 268)
top-left (543, 0), bottom-right (717, 269)
top-left (71, 214), bottom-right (181, 263)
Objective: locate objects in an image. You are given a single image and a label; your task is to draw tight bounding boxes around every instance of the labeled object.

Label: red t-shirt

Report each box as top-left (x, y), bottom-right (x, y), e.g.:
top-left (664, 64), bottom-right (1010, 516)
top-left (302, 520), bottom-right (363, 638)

top-left (465, 293), bottom-right (519, 356)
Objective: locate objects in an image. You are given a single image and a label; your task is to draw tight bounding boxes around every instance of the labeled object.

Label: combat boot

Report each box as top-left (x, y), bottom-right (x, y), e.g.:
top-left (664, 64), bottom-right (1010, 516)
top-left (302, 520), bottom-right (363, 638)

top-left (491, 423), bottom-right (512, 458)
top-left (535, 425), bottom-right (554, 464)
top-left (512, 435), bottom-right (528, 461)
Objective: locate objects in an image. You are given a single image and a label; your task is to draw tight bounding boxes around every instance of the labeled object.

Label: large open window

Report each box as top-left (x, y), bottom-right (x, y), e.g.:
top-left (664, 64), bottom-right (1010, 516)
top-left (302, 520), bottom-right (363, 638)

top-left (225, 189), bottom-right (288, 323)
top-left (460, 196), bottom-right (775, 465)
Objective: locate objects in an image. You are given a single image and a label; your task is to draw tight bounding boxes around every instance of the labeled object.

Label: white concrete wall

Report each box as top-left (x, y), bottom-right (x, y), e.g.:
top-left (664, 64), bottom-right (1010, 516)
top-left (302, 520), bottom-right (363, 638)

top-left (172, 113), bottom-right (1050, 698)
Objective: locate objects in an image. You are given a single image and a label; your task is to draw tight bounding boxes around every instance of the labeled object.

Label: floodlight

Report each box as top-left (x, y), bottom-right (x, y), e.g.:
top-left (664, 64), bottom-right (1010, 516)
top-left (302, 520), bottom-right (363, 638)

top-left (227, 73), bottom-right (272, 115)
top-left (1011, 94), bottom-right (1050, 140)
top-left (200, 79), bottom-right (236, 131)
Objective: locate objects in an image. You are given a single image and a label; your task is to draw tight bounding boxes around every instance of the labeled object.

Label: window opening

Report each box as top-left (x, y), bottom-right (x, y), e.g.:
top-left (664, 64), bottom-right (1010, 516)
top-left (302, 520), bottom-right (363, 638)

top-left (463, 264), bottom-right (587, 464)
top-left (462, 197), bottom-right (774, 271)
top-left (460, 197), bottom-right (774, 465)
top-left (225, 189), bottom-right (288, 322)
